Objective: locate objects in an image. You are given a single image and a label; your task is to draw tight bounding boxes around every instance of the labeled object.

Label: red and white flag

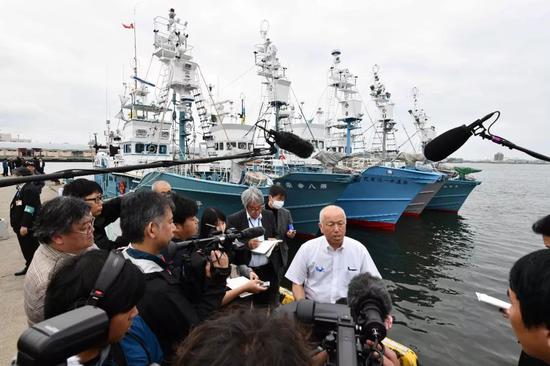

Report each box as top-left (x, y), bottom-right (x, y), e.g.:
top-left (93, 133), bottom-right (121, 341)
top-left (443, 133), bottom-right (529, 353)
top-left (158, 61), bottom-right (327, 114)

top-left (122, 23), bottom-right (134, 29)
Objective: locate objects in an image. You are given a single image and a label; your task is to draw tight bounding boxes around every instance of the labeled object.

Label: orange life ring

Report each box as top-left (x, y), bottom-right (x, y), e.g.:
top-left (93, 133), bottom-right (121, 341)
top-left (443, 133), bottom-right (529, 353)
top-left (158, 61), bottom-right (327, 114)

top-left (117, 180), bottom-right (126, 194)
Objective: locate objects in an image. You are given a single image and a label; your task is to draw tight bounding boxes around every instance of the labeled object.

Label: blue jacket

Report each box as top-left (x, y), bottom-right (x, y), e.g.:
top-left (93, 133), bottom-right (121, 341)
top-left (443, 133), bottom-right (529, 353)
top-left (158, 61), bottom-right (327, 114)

top-left (120, 315), bottom-right (163, 365)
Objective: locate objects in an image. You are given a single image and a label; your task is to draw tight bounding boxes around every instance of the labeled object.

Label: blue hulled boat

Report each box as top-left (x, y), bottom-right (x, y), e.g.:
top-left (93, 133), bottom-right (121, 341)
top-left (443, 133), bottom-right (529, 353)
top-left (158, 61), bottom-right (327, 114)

top-left (337, 166), bottom-right (441, 230)
top-left (136, 171), bottom-right (353, 235)
top-left (424, 178), bottom-right (481, 213)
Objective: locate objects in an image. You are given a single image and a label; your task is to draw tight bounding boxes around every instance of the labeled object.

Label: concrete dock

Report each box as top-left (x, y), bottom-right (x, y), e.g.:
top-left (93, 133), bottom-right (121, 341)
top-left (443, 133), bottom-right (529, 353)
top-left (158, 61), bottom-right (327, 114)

top-left (0, 181), bottom-right (58, 363)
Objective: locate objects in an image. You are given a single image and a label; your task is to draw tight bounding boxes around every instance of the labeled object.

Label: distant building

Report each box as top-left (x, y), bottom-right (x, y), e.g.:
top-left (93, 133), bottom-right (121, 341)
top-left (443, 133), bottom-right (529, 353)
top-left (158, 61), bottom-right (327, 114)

top-left (494, 152), bottom-right (504, 161)
top-left (0, 141), bottom-right (93, 161)
top-left (0, 132), bottom-right (31, 143)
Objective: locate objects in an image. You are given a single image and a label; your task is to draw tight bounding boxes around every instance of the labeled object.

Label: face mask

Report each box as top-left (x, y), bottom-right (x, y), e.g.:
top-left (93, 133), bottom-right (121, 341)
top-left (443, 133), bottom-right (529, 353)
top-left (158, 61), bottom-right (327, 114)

top-left (272, 200), bottom-right (284, 210)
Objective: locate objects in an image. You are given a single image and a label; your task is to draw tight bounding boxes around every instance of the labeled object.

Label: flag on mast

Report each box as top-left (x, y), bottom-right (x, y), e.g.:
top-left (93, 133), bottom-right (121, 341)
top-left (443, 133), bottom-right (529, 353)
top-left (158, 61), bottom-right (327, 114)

top-left (122, 23), bottom-right (134, 29)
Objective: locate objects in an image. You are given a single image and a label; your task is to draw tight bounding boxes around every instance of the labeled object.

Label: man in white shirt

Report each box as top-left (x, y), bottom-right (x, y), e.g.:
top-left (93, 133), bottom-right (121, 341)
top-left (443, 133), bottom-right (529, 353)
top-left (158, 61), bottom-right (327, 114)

top-left (285, 205), bottom-right (381, 304)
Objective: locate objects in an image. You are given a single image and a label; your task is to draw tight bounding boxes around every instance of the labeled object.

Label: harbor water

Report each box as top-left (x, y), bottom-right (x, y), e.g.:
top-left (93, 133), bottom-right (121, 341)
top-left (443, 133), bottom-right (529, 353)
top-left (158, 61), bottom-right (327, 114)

top-left (332, 163), bottom-right (549, 365)
top-left (49, 161), bottom-right (549, 365)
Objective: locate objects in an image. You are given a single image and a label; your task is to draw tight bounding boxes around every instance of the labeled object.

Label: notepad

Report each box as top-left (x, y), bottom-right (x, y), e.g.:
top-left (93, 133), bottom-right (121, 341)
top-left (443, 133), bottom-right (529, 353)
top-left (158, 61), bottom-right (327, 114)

top-left (226, 276), bottom-right (253, 298)
top-left (475, 292), bottom-right (511, 310)
top-left (250, 239), bottom-right (281, 256)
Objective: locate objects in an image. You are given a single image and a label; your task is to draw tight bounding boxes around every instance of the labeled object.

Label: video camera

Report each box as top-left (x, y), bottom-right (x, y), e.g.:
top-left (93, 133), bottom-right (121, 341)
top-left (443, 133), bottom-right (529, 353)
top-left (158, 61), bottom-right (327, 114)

top-left (166, 226), bottom-right (265, 260)
top-left (275, 273), bottom-right (392, 366)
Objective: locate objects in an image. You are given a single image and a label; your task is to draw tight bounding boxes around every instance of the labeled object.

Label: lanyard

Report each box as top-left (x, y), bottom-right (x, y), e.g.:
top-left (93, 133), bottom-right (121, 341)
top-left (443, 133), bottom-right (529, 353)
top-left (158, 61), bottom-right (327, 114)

top-left (248, 217), bottom-right (262, 228)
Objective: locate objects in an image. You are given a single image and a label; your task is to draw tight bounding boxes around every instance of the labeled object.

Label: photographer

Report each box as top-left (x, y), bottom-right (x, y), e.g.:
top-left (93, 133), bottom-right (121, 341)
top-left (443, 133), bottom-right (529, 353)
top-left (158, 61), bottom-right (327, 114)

top-left (120, 190), bottom-right (228, 359)
top-left (42, 250), bottom-right (159, 365)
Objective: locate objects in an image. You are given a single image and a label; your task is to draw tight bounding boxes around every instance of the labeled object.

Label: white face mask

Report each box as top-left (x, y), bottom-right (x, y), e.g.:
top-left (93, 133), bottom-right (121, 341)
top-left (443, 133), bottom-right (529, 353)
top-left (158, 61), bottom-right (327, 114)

top-left (272, 200), bottom-right (284, 209)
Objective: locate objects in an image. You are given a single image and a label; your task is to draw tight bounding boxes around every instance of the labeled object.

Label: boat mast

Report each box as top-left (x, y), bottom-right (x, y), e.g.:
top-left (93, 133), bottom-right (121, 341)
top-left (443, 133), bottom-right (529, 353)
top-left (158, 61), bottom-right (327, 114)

top-left (370, 65), bottom-right (397, 160)
top-left (327, 50), bottom-right (362, 155)
top-left (408, 87), bottom-right (436, 151)
top-left (254, 20), bottom-right (291, 156)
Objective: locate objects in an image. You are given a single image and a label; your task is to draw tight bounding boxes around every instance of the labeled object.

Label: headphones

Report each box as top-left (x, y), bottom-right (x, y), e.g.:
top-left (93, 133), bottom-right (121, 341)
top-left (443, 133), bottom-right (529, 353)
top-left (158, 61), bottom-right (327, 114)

top-left (88, 251), bottom-right (126, 306)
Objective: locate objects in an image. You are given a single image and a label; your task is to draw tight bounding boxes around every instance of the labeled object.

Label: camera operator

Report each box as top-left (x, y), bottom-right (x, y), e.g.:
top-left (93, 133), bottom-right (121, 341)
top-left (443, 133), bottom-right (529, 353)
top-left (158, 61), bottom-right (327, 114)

top-left (196, 207), bottom-right (268, 306)
top-left (42, 250), bottom-right (154, 365)
top-left (120, 190), bottom-right (228, 359)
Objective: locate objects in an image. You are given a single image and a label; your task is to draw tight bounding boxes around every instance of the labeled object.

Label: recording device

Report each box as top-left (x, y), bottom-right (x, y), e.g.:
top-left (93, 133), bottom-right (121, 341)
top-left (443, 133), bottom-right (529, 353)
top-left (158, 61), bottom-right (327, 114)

top-left (261, 281), bottom-right (270, 288)
top-left (256, 124), bottom-right (315, 158)
top-left (424, 111), bottom-right (550, 162)
top-left (274, 273), bottom-right (392, 366)
top-left (423, 111), bottom-right (497, 161)
top-left (166, 226), bottom-right (265, 259)
top-left (15, 252), bottom-right (160, 366)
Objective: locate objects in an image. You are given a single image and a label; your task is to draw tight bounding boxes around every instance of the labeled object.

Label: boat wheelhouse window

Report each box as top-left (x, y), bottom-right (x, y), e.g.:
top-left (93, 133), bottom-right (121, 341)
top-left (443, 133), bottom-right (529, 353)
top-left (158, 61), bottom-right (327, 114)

top-left (147, 144), bottom-right (157, 153)
top-left (238, 142), bottom-right (247, 149)
top-left (161, 131), bottom-right (170, 139)
top-left (135, 143), bottom-right (144, 153)
top-left (248, 143), bottom-right (253, 150)
top-left (159, 145), bottom-right (167, 154)
top-left (124, 144), bottom-right (132, 153)
top-left (228, 142), bottom-right (237, 149)
top-left (135, 129), bottom-right (148, 138)
top-left (319, 141), bottom-right (324, 149)
top-left (217, 142), bottom-right (224, 150)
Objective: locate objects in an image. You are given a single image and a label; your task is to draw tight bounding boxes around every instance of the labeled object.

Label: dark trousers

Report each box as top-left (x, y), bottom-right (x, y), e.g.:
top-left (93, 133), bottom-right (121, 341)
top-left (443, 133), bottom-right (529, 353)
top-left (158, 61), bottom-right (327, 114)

top-left (16, 232), bottom-right (39, 266)
top-left (250, 263), bottom-right (279, 307)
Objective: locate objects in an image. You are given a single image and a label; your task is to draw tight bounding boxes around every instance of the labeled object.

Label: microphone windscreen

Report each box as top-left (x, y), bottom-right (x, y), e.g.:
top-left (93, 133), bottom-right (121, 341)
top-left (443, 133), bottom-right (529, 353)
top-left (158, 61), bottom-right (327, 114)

top-left (240, 226), bottom-right (265, 240)
top-left (347, 273), bottom-right (392, 319)
top-left (272, 130), bottom-right (314, 159)
top-left (423, 125), bottom-right (472, 162)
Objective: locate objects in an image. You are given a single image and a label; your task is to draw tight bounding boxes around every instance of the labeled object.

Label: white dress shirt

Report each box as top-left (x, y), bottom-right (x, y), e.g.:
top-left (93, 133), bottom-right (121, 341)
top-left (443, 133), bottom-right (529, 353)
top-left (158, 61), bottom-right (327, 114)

top-left (285, 235), bottom-right (381, 303)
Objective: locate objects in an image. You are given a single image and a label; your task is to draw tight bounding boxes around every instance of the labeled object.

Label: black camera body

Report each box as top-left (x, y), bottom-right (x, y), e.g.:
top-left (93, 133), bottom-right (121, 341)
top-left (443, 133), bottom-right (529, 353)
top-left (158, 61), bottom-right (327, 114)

top-left (275, 299), bottom-right (387, 366)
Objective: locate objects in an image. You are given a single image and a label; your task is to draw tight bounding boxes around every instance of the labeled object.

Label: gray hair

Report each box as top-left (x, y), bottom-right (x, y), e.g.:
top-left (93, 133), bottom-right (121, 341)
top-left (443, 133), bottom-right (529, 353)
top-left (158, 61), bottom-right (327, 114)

top-left (319, 205), bottom-right (346, 223)
top-left (120, 190), bottom-right (174, 243)
top-left (241, 186), bottom-right (264, 207)
top-left (33, 196), bottom-right (91, 244)
top-left (151, 180), bottom-right (171, 193)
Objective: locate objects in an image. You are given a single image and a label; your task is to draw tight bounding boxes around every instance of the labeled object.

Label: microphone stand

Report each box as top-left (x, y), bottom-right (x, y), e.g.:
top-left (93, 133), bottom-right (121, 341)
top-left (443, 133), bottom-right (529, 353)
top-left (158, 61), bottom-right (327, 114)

top-left (475, 130), bottom-right (550, 163)
top-left (0, 146), bottom-right (276, 188)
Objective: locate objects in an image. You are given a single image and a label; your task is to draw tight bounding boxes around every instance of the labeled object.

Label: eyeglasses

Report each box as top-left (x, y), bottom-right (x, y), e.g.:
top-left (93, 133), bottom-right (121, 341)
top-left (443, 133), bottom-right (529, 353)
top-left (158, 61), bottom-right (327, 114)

top-left (84, 195), bottom-right (103, 204)
top-left (247, 204), bottom-right (264, 213)
top-left (72, 217), bottom-right (95, 235)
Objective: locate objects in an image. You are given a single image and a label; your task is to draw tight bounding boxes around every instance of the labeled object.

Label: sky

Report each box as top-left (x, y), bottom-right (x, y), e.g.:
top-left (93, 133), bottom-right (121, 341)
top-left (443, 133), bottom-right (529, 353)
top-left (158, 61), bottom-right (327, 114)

top-left (1, 0), bottom-right (549, 160)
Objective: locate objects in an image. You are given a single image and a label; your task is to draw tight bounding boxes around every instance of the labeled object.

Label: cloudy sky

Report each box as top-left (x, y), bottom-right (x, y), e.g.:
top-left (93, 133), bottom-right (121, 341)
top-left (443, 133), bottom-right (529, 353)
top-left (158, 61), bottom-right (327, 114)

top-left (1, 0), bottom-right (549, 160)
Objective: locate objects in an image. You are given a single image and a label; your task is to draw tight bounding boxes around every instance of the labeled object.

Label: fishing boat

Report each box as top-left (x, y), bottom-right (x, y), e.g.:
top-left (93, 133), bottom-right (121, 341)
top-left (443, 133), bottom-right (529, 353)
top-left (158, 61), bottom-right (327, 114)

top-left (95, 10), bottom-right (354, 235)
top-left (407, 87), bottom-right (481, 213)
top-left (316, 57), bottom-right (441, 229)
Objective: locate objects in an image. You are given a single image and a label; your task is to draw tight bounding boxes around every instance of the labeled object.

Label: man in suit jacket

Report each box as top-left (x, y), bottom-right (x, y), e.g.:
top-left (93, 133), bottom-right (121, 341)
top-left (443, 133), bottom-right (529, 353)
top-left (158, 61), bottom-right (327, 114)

top-left (227, 186), bottom-right (281, 306)
top-left (265, 185), bottom-right (296, 282)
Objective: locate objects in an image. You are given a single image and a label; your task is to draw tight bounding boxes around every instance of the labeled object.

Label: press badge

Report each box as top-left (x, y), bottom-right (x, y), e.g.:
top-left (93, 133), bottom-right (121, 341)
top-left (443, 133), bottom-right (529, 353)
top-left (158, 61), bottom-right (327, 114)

top-left (15, 200), bottom-right (23, 206)
top-left (24, 205), bottom-right (35, 214)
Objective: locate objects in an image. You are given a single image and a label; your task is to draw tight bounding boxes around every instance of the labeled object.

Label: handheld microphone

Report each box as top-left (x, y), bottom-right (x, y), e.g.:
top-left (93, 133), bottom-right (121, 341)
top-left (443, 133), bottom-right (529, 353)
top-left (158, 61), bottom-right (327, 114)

top-left (347, 273), bottom-right (392, 342)
top-left (268, 130), bottom-right (315, 158)
top-left (423, 111), bottom-right (497, 161)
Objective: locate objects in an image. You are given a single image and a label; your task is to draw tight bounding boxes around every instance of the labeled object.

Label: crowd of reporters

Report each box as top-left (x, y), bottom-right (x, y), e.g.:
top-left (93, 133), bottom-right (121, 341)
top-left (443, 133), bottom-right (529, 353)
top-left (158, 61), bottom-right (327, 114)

top-left (11, 177), bottom-right (550, 365)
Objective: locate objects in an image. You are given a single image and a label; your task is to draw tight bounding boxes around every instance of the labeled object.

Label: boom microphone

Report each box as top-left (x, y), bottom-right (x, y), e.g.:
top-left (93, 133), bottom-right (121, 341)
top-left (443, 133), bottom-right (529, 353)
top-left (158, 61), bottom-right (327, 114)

top-left (269, 130), bottom-right (315, 158)
top-left (347, 273), bottom-right (392, 342)
top-left (423, 111), bottom-right (497, 161)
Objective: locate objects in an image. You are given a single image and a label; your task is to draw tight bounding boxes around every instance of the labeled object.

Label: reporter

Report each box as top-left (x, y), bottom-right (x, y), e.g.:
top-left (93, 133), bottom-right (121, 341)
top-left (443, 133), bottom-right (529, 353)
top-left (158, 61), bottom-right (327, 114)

top-left (508, 249), bottom-right (550, 365)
